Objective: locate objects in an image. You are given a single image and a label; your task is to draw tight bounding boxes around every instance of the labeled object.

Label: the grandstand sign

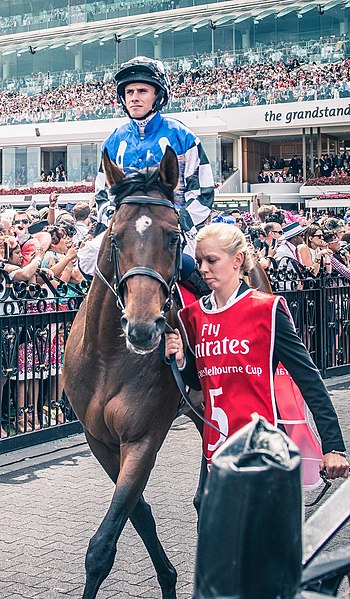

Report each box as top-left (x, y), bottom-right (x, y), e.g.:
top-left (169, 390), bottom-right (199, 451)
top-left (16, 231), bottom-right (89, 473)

top-left (263, 102), bottom-right (350, 126)
top-left (216, 97), bottom-right (350, 134)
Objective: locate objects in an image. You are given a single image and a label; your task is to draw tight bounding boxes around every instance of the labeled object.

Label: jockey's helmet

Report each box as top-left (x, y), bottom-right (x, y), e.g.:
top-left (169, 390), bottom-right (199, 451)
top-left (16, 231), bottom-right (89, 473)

top-left (114, 56), bottom-right (171, 115)
top-left (212, 213), bottom-right (236, 225)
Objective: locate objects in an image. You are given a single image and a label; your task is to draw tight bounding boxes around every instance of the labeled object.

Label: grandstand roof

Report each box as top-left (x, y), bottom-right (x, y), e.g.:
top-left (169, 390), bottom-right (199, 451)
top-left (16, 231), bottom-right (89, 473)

top-left (0, 0), bottom-right (348, 57)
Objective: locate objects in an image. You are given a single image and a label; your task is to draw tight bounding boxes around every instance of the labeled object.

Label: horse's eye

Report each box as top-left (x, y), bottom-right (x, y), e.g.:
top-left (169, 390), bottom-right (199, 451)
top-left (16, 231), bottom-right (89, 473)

top-left (169, 233), bottom-right (180, 247)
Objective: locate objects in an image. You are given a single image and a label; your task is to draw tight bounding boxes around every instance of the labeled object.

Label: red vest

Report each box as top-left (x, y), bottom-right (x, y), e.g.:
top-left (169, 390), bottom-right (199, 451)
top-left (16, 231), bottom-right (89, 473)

top-left (179, 289), bottom-right (322, 489)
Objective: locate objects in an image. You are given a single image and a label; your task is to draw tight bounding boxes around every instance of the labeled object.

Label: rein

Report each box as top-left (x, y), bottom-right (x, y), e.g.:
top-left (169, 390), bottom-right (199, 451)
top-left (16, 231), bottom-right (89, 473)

top-left (95, 195), bottom-right (182, 314)
top-left (164, 323), bottom-right (227, 439)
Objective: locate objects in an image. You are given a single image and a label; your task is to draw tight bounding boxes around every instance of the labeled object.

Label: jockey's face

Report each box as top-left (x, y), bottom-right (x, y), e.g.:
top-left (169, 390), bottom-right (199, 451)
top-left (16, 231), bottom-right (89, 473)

top-left (124, 82), bottom-right (157, 119)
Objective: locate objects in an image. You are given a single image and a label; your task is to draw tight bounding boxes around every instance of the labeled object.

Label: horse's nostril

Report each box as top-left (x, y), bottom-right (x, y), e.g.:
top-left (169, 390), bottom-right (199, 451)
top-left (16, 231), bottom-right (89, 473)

top-left (155, 317), bottom-right (166, 335)
top-left (120, 315), bottom-right (128, 332)
top-left (126, 318), bottom-right (165, 350)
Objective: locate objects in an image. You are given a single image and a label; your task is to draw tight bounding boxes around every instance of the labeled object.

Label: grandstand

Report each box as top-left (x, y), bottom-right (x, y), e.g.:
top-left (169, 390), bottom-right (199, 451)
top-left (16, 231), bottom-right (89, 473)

top-left (0, 0), bottom-right (350, 210)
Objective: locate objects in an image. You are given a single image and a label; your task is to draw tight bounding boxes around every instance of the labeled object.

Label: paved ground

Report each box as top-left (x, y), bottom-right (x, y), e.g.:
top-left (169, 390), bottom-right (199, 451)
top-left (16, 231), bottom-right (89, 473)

top-left (0, 375), bottom-right (349, 599)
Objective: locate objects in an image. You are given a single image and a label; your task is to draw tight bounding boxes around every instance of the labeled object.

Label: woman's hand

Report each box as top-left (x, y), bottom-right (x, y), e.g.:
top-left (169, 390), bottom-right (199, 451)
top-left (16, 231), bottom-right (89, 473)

top-left (316, 248), bottom-right (333, 259)
top-left (320, 452), bottom-right (349, 479)
top-left (38, 267), bottom-right (54, 280)
top-left (165, 329), bottom-right (185, 368)
top-left (66, 245), bottom-right (79, 262)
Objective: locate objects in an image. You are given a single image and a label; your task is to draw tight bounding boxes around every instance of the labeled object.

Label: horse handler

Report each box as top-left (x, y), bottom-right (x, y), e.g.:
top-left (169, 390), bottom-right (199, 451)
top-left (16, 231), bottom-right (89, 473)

top-left (165, 223), bottom-right (349, 482)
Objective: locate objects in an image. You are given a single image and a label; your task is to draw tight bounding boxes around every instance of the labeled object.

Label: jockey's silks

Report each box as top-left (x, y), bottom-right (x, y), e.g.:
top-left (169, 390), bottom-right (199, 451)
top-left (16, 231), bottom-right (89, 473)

top-left (178, 288), bottom-right (322, 489)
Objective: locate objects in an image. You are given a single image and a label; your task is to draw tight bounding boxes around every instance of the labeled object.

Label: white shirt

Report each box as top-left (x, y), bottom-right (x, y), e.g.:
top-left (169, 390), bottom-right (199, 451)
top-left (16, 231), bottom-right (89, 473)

top-left (209, 281), bottom-right (243, 310)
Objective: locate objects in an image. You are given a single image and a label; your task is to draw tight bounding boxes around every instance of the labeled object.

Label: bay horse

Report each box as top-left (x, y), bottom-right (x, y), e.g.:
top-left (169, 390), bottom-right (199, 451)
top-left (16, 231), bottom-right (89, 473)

top-left (63, 146), bottom-right (271, 599)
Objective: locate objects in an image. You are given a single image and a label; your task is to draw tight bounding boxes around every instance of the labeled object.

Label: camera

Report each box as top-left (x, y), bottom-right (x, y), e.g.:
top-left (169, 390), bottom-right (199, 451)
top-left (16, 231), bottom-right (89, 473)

top-left (338, 242), bottom-right (350, 256)
top-left (248, 226), bottom-right (265, 242)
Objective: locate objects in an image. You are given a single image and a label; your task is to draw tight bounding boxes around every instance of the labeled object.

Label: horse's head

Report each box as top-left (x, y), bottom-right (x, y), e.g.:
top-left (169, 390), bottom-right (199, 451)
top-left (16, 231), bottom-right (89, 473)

top-left (103, 146), bottom-right (180, 354)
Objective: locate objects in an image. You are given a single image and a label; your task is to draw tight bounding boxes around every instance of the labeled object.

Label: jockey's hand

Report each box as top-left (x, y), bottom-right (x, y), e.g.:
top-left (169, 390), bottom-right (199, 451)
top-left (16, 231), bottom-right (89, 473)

top-left (165, 329), bottom-right (184, 369)
top-left (320, 452), bottom-right (349, 479)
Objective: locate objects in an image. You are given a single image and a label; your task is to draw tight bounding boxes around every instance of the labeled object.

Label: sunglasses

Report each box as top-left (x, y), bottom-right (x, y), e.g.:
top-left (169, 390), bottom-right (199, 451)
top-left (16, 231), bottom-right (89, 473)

top-left (312, 234), bottom-right (324, 239)
top-left (14, 219), bottom-right (29, 225)
top-left (61, 228), bottom-right (76, 238)
top-left (272, 230), bottom-right (283, 235)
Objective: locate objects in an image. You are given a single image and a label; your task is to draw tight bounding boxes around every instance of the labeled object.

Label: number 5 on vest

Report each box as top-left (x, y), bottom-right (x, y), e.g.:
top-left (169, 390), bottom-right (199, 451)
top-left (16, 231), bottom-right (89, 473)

top-left (208, 388), bottom-right (229, 452)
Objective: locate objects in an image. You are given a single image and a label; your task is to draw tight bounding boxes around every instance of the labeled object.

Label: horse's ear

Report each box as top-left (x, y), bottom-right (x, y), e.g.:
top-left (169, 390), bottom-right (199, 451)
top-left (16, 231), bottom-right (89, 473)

top-left (102, 148), bottom-right (125, 187)
top-left (159, 146), bottom-right (179, 191)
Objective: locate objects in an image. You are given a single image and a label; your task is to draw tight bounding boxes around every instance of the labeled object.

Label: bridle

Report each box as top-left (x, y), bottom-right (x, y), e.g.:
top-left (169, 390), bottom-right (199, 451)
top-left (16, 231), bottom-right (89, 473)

top-left (95, 195), bottom-right (182, 314)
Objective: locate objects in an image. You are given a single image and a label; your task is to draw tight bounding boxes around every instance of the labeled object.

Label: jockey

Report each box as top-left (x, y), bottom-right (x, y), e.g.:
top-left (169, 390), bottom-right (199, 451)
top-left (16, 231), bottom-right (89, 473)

top-left (79, 56), bottom-right (214, 280)
top-left (98, 56), bottom-right (214, 250)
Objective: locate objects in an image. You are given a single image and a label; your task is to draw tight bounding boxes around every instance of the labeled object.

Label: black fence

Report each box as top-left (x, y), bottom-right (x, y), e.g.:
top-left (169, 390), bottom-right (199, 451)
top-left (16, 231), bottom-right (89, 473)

top-left (268, 266), bottom-right (350, 379)
top-left (0, 270), bottom-right (88, 453)
top-left (0, 267), bottom-right (349, 453)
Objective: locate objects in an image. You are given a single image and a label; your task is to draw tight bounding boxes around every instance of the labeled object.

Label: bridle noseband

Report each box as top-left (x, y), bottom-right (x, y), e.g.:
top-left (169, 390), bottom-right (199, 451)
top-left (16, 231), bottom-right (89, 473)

top-left (95, 195), bottom-right (182, 314)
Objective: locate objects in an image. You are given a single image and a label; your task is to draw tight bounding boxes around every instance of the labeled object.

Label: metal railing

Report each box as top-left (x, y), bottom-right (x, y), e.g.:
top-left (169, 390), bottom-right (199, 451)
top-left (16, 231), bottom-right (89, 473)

top-left (268, 266), bottom-right (350, 378)
top-left (0, 270), bottom-right (88, 453)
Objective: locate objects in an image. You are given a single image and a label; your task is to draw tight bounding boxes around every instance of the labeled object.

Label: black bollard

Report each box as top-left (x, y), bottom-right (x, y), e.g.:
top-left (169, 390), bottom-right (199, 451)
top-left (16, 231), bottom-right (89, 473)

top-left (193, 416), bottom-right (303, 599)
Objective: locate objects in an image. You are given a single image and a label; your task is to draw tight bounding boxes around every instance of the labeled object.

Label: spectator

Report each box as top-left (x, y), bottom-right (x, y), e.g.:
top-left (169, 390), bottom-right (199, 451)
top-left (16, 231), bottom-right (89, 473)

top-left (325, 217), bottom-right (346, 238)
top-left (289, 155), bottom-right (299, 182)
top-left (5, 236), bottom-right (49, 432)
top-left (274, 221), bottom-right (306, 277)
top-left (72, 202), bottom-right (91, 244)
top-left (257, 205), bottom-right (279, 224)
top-left (298, 224), bottom-right (332, 276)
top-left (258, 222), bottom-right (282, 270)
top-left (324, 230), bottom-right (350, 279)
top-left (12, 211), bottom-right (31, 239)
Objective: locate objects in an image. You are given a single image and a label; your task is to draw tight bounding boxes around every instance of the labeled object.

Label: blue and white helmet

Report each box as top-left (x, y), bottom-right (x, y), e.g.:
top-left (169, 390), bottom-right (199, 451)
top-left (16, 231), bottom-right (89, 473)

top-left (211, 213), bottom-right (236, 225)
top-left (114, 56), bottom-right (171, 114)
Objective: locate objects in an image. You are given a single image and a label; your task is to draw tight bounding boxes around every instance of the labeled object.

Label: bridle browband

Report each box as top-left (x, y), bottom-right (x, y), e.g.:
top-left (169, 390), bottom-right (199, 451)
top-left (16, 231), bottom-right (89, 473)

top-left (95, 195), bottom-right (182, 314)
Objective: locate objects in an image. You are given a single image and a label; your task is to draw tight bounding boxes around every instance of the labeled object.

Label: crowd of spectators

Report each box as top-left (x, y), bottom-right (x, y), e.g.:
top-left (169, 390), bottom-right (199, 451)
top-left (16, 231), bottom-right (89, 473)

top-left (40, 162), bottom-right (67, 183)
top-left (256, 151), bottom-right (350, 184)
top-left (0, 0), bottom-right (177, 35)
top-left (1, 52), bottom-right (350, 126)
top-left (258, 155), bottom-right (305, 183)
top-left (0, 193), bottom-right (96, 437)
top-left (318, 152), bottom-right (350, 178)
top-left (229, 204), bottom-right (350, 283)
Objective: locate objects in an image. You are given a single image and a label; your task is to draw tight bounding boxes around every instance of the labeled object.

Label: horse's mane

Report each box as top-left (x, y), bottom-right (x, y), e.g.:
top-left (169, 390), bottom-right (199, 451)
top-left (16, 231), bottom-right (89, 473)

top-left (109, 167), bottom-right (174, 206)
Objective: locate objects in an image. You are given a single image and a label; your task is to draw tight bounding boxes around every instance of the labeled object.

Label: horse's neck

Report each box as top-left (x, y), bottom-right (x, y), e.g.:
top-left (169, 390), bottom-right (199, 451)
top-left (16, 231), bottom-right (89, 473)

top-left (247, 263), bottom-right (272, 293)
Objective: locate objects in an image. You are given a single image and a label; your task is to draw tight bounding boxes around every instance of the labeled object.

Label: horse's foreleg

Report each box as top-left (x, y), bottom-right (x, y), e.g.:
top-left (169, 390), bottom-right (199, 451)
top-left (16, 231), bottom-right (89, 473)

top-left (130, 496), bottom-right (177, 599)
top-left (82, 440), bottom-right (169, 599)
